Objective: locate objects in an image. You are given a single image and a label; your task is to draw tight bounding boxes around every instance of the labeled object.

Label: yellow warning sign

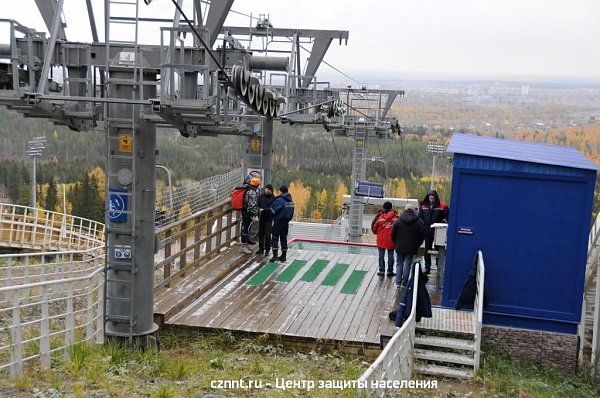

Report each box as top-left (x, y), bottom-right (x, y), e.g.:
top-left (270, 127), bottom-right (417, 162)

top-left (355, 139), bottom-right (364, 148)
top-left (250, 138), bottom-right (261, 151)
top-left (119, 134), bottom-right (132, 153)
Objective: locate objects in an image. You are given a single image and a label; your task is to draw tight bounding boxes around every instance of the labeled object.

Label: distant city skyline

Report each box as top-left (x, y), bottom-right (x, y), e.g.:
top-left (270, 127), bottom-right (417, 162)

top-left (2, 1), bottom-right (599, 85)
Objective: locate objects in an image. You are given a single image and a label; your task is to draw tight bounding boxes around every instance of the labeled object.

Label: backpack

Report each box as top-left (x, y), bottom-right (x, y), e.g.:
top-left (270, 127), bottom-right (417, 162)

top-left (230, 186), bottom-right (247, 210)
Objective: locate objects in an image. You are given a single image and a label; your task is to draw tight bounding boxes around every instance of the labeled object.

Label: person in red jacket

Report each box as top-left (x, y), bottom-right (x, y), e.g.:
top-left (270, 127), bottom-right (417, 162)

top-left (371, 201), bottom-right (399, 277)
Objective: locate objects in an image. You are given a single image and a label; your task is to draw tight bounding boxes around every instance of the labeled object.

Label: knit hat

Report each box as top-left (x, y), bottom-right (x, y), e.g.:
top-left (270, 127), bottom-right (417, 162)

top-left (383, 201), bottom-right (393, 210)
top-left (279, 185), bottom-right (289, 193)
top-left (265, 184), bottom-right (274, 190)
top-left (405, 202), bottom-right (416, 211)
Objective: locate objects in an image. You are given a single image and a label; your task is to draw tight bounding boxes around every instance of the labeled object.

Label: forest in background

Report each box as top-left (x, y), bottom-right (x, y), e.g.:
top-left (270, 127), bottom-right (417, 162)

top-left (0, 98), bottom-right (599, 222)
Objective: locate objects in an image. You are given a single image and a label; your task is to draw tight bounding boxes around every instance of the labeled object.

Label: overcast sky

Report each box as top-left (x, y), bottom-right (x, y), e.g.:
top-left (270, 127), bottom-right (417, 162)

top-left (3, 0), bottom-right (600, 83)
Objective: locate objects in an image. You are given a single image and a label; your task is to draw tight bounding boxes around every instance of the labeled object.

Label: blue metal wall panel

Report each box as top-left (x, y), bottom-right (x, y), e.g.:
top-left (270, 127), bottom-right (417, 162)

top-left (442, 152), bottom-right (596, 334)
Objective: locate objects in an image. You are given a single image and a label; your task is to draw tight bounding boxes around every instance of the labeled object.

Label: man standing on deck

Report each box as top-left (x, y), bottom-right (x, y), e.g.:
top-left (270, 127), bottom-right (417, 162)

top-left (256, 184), bottom-right (276, 256)
top-left (270, 185), bottom-right (294, 262)
top-left (419, 189), bottom-right (449, 274)
top-left (392, 203), bottom-right (426, 287)
top-left (371, 201), bottom-right (398, 277)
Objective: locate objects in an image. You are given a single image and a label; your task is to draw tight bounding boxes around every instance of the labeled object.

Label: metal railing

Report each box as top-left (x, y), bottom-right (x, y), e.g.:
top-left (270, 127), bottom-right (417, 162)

top-left (580, 212), bottom-right (600, 371)
top-left (0, 247), bottom-right (104, 289)
top-left (474, 250), bottom-right (485, 372)
top-left (155, 168), bottom-right (244, 228)
top-left (0, 254), bottom-right (104, 378)
top-left (357, 262), bottom-right (420, 396)
top-left (0, 203), bottom-right (104, 251)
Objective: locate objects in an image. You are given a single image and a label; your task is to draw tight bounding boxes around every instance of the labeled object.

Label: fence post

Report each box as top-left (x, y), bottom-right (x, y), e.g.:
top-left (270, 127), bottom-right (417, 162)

top-left (65, 283), bottom-right (74, 355)
top-left (163, 228), bottom-right (172, 287)
top-left (194, 214), bottom-right (202, 261)
top-left (23, 257), bottom-right (29, 305)
top-left (95, 268), bottom-right (104, 344)
top-left (86, 275), bottom-right (94, 341)
top-left (9, 289), bottom-right (22, 379)
top-left (179, 221), bottom-right (188, 275)
top-left (226, 208), bottom-right (234, 244)
top-left (40, 284), bottom-right (50, 368)
top-left (215, 204), bottom-right (224, 250)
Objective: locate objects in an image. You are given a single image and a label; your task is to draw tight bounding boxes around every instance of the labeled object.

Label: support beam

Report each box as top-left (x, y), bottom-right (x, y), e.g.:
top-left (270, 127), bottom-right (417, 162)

top-left (206, 0), bottom-right (234, 47)
top-left (37, 0), bottom-right (64, 95)
top-left (381, 92), bottom-right (399, 118)
top-left (85, 0), bottom-right (99, 42)
top-left (302, 33), bottom-right (332, 88)
top-left (34, 0), bottom-right (67, 40)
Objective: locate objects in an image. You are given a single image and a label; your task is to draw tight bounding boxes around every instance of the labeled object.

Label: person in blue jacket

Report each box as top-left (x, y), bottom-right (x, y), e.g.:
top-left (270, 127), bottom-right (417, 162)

top-left (269, 185), bottom-right (294, 262)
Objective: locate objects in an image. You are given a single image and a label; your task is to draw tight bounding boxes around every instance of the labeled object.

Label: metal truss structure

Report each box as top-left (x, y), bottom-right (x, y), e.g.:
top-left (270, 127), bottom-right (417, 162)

top-left (0, 0), bottom-right (403, 340)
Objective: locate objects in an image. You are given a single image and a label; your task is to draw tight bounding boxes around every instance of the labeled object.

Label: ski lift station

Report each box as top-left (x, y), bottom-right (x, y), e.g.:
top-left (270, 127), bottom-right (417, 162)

top-left (442, 133), bottom-right (597, 334)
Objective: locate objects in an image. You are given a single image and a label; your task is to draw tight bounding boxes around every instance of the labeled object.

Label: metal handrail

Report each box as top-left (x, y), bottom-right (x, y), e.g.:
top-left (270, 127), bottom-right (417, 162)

top-left (357, 261), bottom-right (420, 396)
top-left (474, 250), bottom-right (485, 372)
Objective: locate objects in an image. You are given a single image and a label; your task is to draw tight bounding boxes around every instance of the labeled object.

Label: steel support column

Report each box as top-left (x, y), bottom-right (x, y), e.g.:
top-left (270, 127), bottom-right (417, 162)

top-left (348, 123), bottom-right (367, 243)
top-left (105, 69), bottom-right (158, 339)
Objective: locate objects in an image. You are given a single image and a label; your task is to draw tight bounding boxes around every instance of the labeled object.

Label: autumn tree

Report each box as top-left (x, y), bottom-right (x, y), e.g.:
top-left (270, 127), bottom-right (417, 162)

top-left (288, 180), bottom-right (311, 218)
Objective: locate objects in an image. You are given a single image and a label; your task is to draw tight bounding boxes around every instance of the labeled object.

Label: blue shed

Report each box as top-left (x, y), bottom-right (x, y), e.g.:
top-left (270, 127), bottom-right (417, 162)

top-left (442, 133), bottom-right (597, 334)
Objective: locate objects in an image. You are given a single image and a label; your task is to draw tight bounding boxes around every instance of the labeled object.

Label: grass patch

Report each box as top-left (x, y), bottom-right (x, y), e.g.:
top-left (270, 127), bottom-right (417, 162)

top-left (5, 329), bottom-right (598, 397)
top-left (475, 352), bottom-right (600, 398)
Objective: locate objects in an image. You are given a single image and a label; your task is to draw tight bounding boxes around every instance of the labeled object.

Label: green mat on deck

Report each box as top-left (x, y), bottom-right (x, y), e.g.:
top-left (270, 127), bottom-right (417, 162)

top-left (300, 259), bottom-right (330, 282)
top-left (246, 262), bottom-right (279, 286)
top-left (321, 263), bottom-right (350, 286)
top-left (340, 270), bottom-right (368, 294)
top-left (276, 260), bottom-right (308, 282)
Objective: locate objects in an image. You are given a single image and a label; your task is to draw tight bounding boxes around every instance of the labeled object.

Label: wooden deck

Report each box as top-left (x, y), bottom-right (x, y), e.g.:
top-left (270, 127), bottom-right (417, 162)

top-left (156, 246), bottom-right (403, 350)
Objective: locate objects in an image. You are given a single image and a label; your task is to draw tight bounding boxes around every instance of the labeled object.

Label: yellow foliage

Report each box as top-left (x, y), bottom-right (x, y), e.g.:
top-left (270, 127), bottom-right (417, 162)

top-left (288, 180), bottom-right (311, 218)
top-left (334, 182), bottom-right (348, 209)
top-left (88, 166), bottom-right (106, 200)
top-left (310, 209), bottom-right (322, 220)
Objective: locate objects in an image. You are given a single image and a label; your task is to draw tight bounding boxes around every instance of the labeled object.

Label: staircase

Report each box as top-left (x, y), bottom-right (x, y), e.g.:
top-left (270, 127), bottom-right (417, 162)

top-left (415, 328), bottom-right (476, 379)
top-left (414, 250), bottom-right (485, 380)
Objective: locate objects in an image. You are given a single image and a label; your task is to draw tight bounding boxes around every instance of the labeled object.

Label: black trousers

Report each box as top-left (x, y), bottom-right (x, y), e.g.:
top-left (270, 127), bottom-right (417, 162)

top-left (271, 221), bottom-right (289, 251)
top-left (424, 235), bottom-right (434, 269)
top-left (258, 218), bottom-right (272, 251)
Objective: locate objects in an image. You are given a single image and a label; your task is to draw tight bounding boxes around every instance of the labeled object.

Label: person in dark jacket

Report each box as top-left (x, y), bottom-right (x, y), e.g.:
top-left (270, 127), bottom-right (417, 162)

top-left (391, 203), bottom-right (427, 287)
top-left (240, 176), bottom-right (260, 254)
top-left (270, 185), bottom-right (294, 262)
top-left (256, 184), bottom-right (275, 256)
top-left (419, 189), bottom-right (449, 273)
top-left (371, 201), bottom-right (399, 277)
top-left (389, 260), bottom-right (432, 327)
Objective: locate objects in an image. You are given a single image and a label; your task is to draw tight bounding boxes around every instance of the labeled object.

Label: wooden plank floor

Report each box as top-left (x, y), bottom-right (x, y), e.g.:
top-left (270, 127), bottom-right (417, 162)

top-left (168, 247), bottom-right (403, 347)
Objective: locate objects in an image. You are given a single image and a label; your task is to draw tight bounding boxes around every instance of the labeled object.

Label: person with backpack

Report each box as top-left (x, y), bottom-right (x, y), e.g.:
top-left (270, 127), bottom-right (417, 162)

top-left (239, 175), bottom-right (260, 254)
top-left (256, 184), bottom-right (276, 256)
top-left (269, 185), bottom-right (294, 262)
top-left (371, 201), bottom-right (398, 277)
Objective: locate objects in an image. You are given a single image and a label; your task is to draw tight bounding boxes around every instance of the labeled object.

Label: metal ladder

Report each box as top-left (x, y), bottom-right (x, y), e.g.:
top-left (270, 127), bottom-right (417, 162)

top-left (103, 0), bottom-right (141, 341)
top-left (348, 120), bottom-right (367, 242)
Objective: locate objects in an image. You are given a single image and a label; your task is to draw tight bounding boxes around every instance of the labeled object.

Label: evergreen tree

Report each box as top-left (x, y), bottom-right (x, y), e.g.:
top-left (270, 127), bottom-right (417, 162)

top-left (45, 178), bottom-right (58, 212)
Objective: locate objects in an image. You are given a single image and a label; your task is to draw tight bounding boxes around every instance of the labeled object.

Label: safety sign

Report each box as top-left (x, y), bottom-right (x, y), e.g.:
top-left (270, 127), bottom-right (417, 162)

top-left (114, 245), bottom-right (132, 260)
top-left (108, 189), bottom-right (128, 223)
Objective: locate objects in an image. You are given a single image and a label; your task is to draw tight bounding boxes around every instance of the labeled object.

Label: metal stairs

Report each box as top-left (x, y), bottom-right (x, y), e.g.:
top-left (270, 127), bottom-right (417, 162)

top-left (414, 329), bottom-right (476, 380)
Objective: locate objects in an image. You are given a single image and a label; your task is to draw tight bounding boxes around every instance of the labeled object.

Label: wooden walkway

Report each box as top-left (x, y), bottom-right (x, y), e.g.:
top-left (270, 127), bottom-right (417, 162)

top-left (156, 246), bottom-right (403, 352)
